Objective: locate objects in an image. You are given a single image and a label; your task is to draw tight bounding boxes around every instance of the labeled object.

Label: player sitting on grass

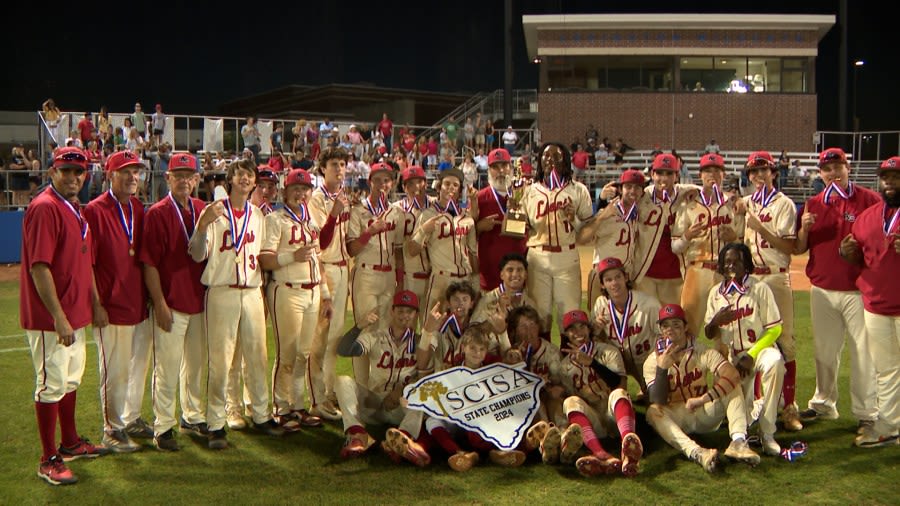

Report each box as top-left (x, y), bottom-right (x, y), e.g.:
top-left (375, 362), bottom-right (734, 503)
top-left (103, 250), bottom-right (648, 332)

top-left (556, 310), bottom-right (644, 478)
top-left (506, 306), bottom-right (566, 428)
top-left (644, 304), bottom-right (761, 473)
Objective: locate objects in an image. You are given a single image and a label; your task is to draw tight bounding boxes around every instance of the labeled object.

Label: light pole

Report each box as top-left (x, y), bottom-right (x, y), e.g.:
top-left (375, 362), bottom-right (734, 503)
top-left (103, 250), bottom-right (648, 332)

top-left (853, 60), bottom-right (865, 132)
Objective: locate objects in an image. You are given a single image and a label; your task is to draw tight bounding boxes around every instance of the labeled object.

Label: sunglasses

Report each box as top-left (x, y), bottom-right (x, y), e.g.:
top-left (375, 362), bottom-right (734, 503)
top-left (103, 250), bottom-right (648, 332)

top-left (56, 152), bottom-right (87, 162)
top-left (747, 158), bottom-right (772, 167)
top-left (822, 151), bottom-right (844, 162)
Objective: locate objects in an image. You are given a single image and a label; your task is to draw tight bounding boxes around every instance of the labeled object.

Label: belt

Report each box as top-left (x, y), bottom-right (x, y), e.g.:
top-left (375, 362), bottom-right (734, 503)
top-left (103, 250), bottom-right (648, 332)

top-left (324, 260), bottom-right (348, 267)
top-left (283, 282), bottom-right (318, 289)
top-left (411, 272), bottom-right (430, 280)
top-left (692, 261), bottom-right (718, 271)
top-left (436, 270), bottom-right (468, 278)
top-left (753, 266), bottom-right (787, 275)
top-left (531, 244), bottom-right (576, 252)
top-left (359, 263), bottom-right (392, 272)
top-left (228, 285), bottom-right (253, 289)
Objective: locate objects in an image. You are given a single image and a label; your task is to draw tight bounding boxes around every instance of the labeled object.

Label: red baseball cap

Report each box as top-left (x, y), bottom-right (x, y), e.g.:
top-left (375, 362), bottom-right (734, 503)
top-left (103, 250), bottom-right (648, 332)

top-left (402, 166), bottom-right (426, 182)
top-left (699, 153), bottom-right (725, 170)
top-left (52, 147), bottom-right (88, 170)
top-left (257, 166), bottom-right (278, 183)
top-left (168, 152), bottom-right (197, 172)
top-left (745, 151), bottom-right (775, 169)
top-left (596, 257), bottom-right (626, 279)
top-left (369, 162), bottom-right (392, 179)
top-left (878, 156), bottom-right (900, 174)
top-left (619, 169), bottom-right (646, 186)
top-left (657, 304), bottom-right (687, 323)
top-left (393, 290), bottom-right (419, 310)
top-left (562, 310), bottom-right (590, 331)
top-left (818, 147), bottom-right (847, 167)
top-left (105, 150), bottom-right (144, 172)
top-left (488, 148), bottom-right (511, 166)
top-left (284, 168), bottom-right (313, 188)
top-left (651, 153), bottom-right (681, 172)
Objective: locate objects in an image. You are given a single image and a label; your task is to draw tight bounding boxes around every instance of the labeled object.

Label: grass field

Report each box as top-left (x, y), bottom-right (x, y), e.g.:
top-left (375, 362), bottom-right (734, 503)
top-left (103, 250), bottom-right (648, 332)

top-left (0, 280), bottom-right (897, 505)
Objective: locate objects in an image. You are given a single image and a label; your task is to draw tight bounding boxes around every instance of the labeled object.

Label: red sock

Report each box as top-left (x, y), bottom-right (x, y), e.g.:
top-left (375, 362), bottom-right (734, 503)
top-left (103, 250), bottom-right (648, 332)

top-left (568, 411), bottom-right (610, 458)
top-left (346, 425), bottom-right (366, 436)
top-left (58, 390), bottom-right (79, 447)
top-left (754, 372), bottom-right (762, 399)
top-left (35, 401), bottom-right (59, 461)
top-left (414, 431), bottom-right (433, 452)
top-left (466, 431), bottom-right (494, 452)
top-left (613, 398), bottom-right (635, 437)
top-left (783, 360), bottom-right (797, 405)
top-left (429, 427), bottom-right (461, 454)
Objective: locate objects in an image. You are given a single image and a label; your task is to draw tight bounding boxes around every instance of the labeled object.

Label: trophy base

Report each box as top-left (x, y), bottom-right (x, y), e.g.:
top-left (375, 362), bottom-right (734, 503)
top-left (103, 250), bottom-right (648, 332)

top-left (501, 212), bottom-right (527, 238)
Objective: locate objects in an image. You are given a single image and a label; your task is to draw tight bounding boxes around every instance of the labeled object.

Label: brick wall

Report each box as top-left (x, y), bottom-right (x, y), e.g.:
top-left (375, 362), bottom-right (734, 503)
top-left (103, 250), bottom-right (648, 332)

top-left (538, 92), bottom-right (817, 153)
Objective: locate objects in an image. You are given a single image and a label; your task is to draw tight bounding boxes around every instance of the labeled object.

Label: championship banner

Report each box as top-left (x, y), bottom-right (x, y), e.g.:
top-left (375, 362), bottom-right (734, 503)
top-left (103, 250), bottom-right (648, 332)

top-left (403, 363), bottom-right (544, 450)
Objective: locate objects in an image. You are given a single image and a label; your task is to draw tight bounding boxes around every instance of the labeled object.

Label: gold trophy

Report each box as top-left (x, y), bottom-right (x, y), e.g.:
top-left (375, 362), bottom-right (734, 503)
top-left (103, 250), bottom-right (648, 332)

top-left (501, 157), bottom-right (528, 238)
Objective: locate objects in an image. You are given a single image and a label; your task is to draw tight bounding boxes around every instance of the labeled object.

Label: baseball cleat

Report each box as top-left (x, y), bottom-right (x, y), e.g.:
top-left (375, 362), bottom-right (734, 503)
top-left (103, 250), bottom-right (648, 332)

top-left (102, 429), bottom-right (141, 453)
top-left (575, 454), bottom-right (622, 477)
top-left (620, 433), bottom-right (643, 477)
top-left (761, 434), bottom-right (781, 456)
top-left (294, 409), bottom-right (324, 428)
top-left (799, 407), bottom-right (838, 422)
top-left (855, 426), bottom-right (900, 448)
top-left (37, 455), bottom-right (78, 486)
top-left (125, 418), bottom-right (155, 439)
top-left (540, 426), bottom-right (561, 464)
top-left (781, 404), bottom-right (803, 432)
top-left (488, 449), bottom-right (526, 468)
top-left (448, 451), bottom-right (479, 472)
top-left (59, 437), bottom-right (110, 462)
top-left (154, 429), bottom-right (179, 452)
top-left (560, 424), bottom-right (583, 464)
top-left (340, 431), bottom-right (375, 459)
top-left (207, 429), bottom-right (228, 450)
top-left (525, 421), bottom-right (551, 452)
top-left (724, 438), bottom-right (760, 466)
top-left (692, 447), bottom-right (719, 473)
top-left (857, 420), bottom-right (875, 436)
top-left (253, 419), bottom-right (286, 437)
top-left (385, 428), bottom-right (431, 467)
top-left (179, 418), bottom-right (209, 438)
top-left (275, 413), bottom-right (303, 433)
top-left (380, 441), bottom-right (403, 464)
top-left (226, 411), bottom-right (248, 430)
top-left (309, 401), bottom-right (342, 421)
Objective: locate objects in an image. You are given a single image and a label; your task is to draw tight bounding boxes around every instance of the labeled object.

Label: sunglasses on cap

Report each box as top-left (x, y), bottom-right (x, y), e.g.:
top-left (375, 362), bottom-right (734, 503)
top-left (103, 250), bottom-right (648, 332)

top-left (821, 151), bottom-right (844, 163)
top-left (56, 151), bottom-right (87, 162)
top-left (747, 158), bottom-right (772, 168)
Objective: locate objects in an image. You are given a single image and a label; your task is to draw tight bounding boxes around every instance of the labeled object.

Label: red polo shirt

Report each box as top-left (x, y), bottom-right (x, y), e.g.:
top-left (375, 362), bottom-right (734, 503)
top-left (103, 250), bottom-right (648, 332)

top-left (852, 201), bottom-right (900, 316)
top-left (476, 186), bottom-right (528, 291)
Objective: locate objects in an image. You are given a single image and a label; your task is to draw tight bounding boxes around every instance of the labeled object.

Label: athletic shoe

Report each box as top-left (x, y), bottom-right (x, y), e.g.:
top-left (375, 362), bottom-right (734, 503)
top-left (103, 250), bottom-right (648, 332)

top-left (761, 434), bottom-right (781, 456)
top-left (37, 455), bottom-right (78, 486)
top-left (309, 401), bottom-right (342, 421)
top-left (540, 426), bottom-right (561, 464)
top-left (59, 437), bottom-right (110, 462)
top-left (385, 428), bottom-right (431, 467)
top-left (274, 413), bottom-right (303, 433)
top-left (857, 419), bottom-right (875, 435)
top-left (525, 420), bottom-right (551, 452)
top-left (855, 426), bottom-right (900, 448)
top-left (781, 404), bottom-right (803, 432)
top-left (207, 429), bottom-right (228, 450)
top-left (294, 409), bottom-right (323, 428)
top-left (253, 419), bottom-right (286, 437)
top-left (620, 433), bottom-right (643, 477)
top-left (724, 438), bottom-right (760, 466)
top-left (226, 411), bottom-right (247, 430)
top-left (125, 418), bottom-right (154, 439)
top-left (154, 429), bottom-right (179, 452)
top-left (102, 429), bottom-right (141, 453)
top-left (799, 407), bottom-right (838, 422)
top-left (560, 424), bottom-right (583, 464)
top-left (380, 440), bottom-right (403, 464)
top-left (448, 451), bottom-right (479, 472)
top-left (488, 449), bottom-right (526, 467)
top-left (340, 431), bottom-right (375, 459)
top-left (692, 447), bottom-right (718, 473)
top-left (575, 454), bottom-right (621, 477)
top-left (179, 418), bottom-right (208, 438)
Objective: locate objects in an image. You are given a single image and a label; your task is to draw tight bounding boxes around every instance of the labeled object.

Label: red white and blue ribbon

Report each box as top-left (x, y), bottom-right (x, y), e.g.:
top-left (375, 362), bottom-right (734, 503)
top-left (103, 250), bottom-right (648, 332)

top-left (883, 204), bottom-right (900, 237)
top-left (498, 283), bottom-right (523, 298)
top-left (405, 195), bottom-right (429, 212)
top-left (442, 198), bottom-right (460, 217)
top-left (365, 193), bottom-right (388, 217)
top-left (168, 192), bottom-right (196, 243)
top-left (617, 201), bottom-right (638, 222)
top-left (224, 198), bottom-right (251, 255)
top-left (578, 340), bottom-right (595, 357)
top-left (490, 186), bottom-right (508, 214)
top-left (391, 327), bottom-right (416, 354)
top-left (440, 313), bottom-right (462, 337)
top-left (652, 187), bottom-right (676, 205)
top-left (50, 186), bottom-right (88, 241)
top-left (322, 185), bottom-right (342, 201)
top-left (260, 201), bottom-right (275, 215)
top-left (824, 181), bottom-right (853, 205)
top-left (284, 202), bottom-right (309, 224)
top-left (720, 273), bottom-right (750, 296)
top-left (608, 292), bottom-right (633, 344)
top-left (751, 185), bottom-right (777, 209)
top-left (547, 169), bottom-right (565, 191)
top-left (108, 190), bottom-right (134, 248)
top-left (700, 184), bottom-right (724, 206)
top-left (524, 343), bottom-right (534, 365)
top-left (780, 441), bottom-right (808, 462)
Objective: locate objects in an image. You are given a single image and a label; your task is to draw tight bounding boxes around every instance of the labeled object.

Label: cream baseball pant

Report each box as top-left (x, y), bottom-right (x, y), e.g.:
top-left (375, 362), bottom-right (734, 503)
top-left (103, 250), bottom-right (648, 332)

top-left (268, 281), bottom-right (320, 416)
top-left (205, 286), bottom-right (271, 432)
top-left (150, 310), bottom-right (206, 436)
top-left (94, 320), bottom-right (149, 432)
top-left (123, 319), bottom-right (152, 427)
top-left (311, 262), bottom-right (349, 405)
top-left (737, 346), bottom-right (785, 437)
top-left (807, 286), bottom-right (877, 421)
top-left (863, 310), bottom-right (899, 434)
top-left (27, 328), bottom-right (87, 403)
top-left (752, 272), bottom-right (795, 362)
top-left (646, 385), bottom-right (748, 458)
top-left (562, 389), bottom-right (631, 438)
top-left (635, 276), bottom-right (684, 307)
top-left (334, 375), bottom-right (423, 438)
top-left (681, 264), bottom-right (722, 339)
top-left (526, 247), bottom-right (582, 334)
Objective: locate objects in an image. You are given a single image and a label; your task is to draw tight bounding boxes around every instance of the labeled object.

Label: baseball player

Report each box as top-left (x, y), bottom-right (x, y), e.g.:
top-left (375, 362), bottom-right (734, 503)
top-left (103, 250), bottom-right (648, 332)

top-left (307, 147), bottom-right (352, 420)
top-left (188, 159), bottom-right (284, 449)
top-left (794, 147), bottom-right (879, 430)
top-left (470, 252), bottom-right (538, 359)
top-left (518, 142), bottom-right (593, 338)
top-left (704, 243), bottom-right (785, 456)
top-left (475, 148), bottom-right (528, 291)
top-left (841, 156), bottom-right (900, 447)
top-left (23, 147), bottom-right (109, 485)
top-left (408, 168), bottom-right (478, 314)
top-left (632, 154), bottom-right (698, 306)
top-left (643, 303), bottom-right (760, 473)
top-left (334, 290), bottom-right (428, 466)
top-left (83, 150), bottom-right (150, 452)
top-left (580, 170), bottom-right (645, 310)
top-left (251, 166), bottom-right (279, 214)
top-left (739, 151), bottom-right (802, 432)
top-left (259, 168), bottom-right (332, 431)
top-left (557, 310), bottom-right (643, 478)
top-left (671, 152), bottom-right (738, 338)
top-left (506, 305), bottom-right (566, 427)
top-left (393, 166), bottom-right (436, 317)
top-left (418, 281), bottom-right (483, 375)
top-left (140, 152), bottom-right (209, 451)
top-left (590, 257), bottom-right (661, 396)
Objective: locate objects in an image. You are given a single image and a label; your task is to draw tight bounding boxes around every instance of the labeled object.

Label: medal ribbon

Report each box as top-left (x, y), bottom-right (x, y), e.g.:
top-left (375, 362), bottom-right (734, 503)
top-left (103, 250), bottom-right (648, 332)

top-left (167, 192), bottom-right (196, 243)
top-left (490, 186), bottom-right (508, 214)
top-left (608, 292), bottom-right (633, 344)
top-left (442, 198), bottom-right (460, 217)
top-left (224, 198), bottom-right (251, 255)
top-left (322, 185), bottom-right (342, 201)
top-left (108, 190), bottom-right (134, 248)
top-left (652, 186), bottom-right (677, 205)
top-left (50, 186), bottom-right (88, 241)
top-left (440, 314), bottom-right (462, 338)
top-left (524, 343), bottom-right (534, 365)
top-left (364, 193), bottom-right (387, 217)
top-left (700, 184), bottom-right (724, 206)
top-left (284, 203), bottom-right (309, 224)
top-left (617, 201), bottom-right (638, 222)
top-left (751, 185), bottom-right (777, 209)
top-left (578, 340), bottom-right (594, 357)
top-left (824, 181), bottom-right (853, 205)
top-left (720, 273), bottom-right (750, 296)
top-left (883, 204), bottom-right (900, 237)
top-left (260, 202), bottom-right (274, 215)
top-left (498, 283), bottom-right (523, 297)
top-left (548, 169), bottom-right (565, 191)
top-left (391, 327), bottom-right (416, 354)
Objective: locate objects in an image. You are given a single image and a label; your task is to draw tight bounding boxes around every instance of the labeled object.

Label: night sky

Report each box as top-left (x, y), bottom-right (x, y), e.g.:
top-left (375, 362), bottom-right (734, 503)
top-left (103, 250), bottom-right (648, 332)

top-left (3, 1), bottom-right (896, 130)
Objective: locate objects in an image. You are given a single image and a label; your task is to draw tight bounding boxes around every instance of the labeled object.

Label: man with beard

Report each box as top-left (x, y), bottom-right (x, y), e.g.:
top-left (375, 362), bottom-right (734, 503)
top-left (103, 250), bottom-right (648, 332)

top-left (840, 156), bottom-right (900, 447)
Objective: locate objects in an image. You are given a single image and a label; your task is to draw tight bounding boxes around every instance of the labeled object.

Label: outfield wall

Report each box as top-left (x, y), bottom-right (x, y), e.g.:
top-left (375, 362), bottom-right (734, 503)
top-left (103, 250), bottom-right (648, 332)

top-left (0, 212), bottom-right (23, 263)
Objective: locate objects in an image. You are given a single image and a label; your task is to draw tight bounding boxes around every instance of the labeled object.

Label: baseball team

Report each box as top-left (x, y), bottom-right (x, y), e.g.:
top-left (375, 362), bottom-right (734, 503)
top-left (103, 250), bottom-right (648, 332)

top-left (20, 142), bottom-right (900, 485)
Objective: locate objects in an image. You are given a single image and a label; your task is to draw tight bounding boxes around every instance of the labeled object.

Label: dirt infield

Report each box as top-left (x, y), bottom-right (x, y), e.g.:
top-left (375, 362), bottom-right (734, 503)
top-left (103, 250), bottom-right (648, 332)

top-left (0, 265), bottom-right (18, 283)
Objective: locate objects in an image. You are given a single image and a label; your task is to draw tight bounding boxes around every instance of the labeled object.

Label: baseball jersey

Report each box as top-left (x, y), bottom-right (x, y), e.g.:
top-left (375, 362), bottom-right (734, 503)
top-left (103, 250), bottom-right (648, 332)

top-left (470, 286), bottom-right (537, 356)
top-left (308, 186), bottom-right (351, 265)
top-left (851, 203), bottom-right (900, 316)
top-left (412, 208), bottom-right (476, 277)
top-left (20, 187), bottom-right (94, 332)
top-left (672, 187), bottom-right (735, 265)
top-left (642, 338), bottom-right (730, 404)
top-left (261, 208), bottom-right (322, 285)
top-left (704, 276), bottom-right (782, 355)
top-left (589, 203), bottom-right (640, 271)
top-left (420, 325), bottom-right (464, 372)
top-left (591, 290), bottom-right (661, 383)
top-left (522, 339), bottom-right (563, 385)
top-left (393, 196), bottom-right (436, 275)
top-left (357, 327), bottom-right (419, 394)
top-left (139, 195), bottom-right (207, 315)
top-left (196, 201), bottom-right (265, 288)
top-left (633, 184), bottom-right (696, 281)
top-left (83, 191), bottom-right (148, 325)
top-left (520, 181), bottom-right (593, 249)
top-left (475, 186), bottom-right (528, 290)
top-left (802, 184), bottom-right (881, 291)
top-left (559, 340), bottom-right (625, 405)
top-left (347, 197), bottom-right (404, 267)
top-left (742, 188), bottom-right (796, 269)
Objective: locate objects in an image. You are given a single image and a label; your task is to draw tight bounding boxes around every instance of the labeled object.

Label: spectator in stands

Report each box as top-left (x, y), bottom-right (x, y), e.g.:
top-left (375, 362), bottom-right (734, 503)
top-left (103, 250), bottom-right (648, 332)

top-left (42, 98), bottom-right (62, 142)
top-left (122, 117), bottom-right (134, 142)
top-left (25, 148), bottom-right (42, 195)
top-left (357, 153), bottom-right (371, 194)
top-left (671, 148), bottom-right (687, 181)
top-left (125, 128), bottom-right (145, 156)
top-left (292, 119), bottom-right (308, 154)
top-left (378, 113), bottom-right (393, 154)
top-left (96, 106), bottom-right (110, 140)
top-left (460, 150), bottom-right (478, 192)
top-left (307, 123), bottom-right (320, 160)
top-left (777, 150), bottom-right (790, 189)
top-left (594, 141), bottom-right (609, 170)
top-left (77, 113), bottom-right (94, 147)
top-left (415, 137), bottom-right (427, 166)
top-left (810, 169), bottom-right (825, 195)
top-left (151, 104), bottom-right (166, 145)
top-left (241, 117), bottom-right (261, 161)
top-left (704, 139), bottom-right (720, 154)
top-left (132, 102), bottom-right (147, 138)
top-left (270, 123), bottom-right (284, 154)
top-left (148, 142), bottom-right (172, 201)
top-left (585, 124), bottom-right (599, 145)
top-left (464, 116), bottom-right (475, 150)
top-left (269, 148), bottom-right (287, 173)
top-left (113, 127), bottom-right (126, 151)
top-left (790, 160), bottom-right (808, 186)
top-left (348, 124), bottom-right (364, 160)
top-left (485, 120), bottom-right (495, 150)
top-left (426, 136), bottom-right (439, 170)
top-left (8, 145), bottom-right (31, 209)
top-left (474, 147), bottom-right (488, 173)
top-left (693, 81), bottom-right (706, 92)
top-left (572, 144), bottom-right (590, 173)
top-left (611, 138), bottom-right (631, 167)
top-left (345, 151), bottom-right (360, 191)
top-left (444, 115), bottom-right (459, 153)
top-left (502, 126), bottom-right (518, 154)
top-left (475, 112), bottom-right (486, 152)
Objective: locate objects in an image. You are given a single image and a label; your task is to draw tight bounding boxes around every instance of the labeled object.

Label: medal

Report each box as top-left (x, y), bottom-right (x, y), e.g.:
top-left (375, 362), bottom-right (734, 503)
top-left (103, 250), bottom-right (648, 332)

top-left (700, 184), bottom-right (724, 206)
top-left (168, 192), bottom-right (196, 243)
top-left (109, 190), bottom-right (135, 255)
top-left (284, 203), bottom-right (309, 224)
top-left (224, 198), bottom-right (251, 262)
top-left (751, 185), bottom-right (777, 209)
top-left (608, 292), bottom-right (633, 344)
top-left (129, 248), bottom-right (135, 256)
top-left (82, 244), bottom-right (87, 253)
top-left (883, 204), bottom-right (900, 237)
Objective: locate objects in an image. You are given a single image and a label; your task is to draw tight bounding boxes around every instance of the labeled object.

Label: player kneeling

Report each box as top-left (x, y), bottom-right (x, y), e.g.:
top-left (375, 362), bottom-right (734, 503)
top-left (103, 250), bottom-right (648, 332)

top-left (643, 304), bottom-right (760, 473)
top-left (335, 291), bottom-right (428, 466)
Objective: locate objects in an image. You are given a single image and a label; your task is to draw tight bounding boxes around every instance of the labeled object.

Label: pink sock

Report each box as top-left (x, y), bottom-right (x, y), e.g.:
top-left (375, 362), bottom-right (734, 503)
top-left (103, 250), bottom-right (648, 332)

top-left (429, 427), bottom-right (461, 454)
top-left (783, 360), bottom-right (797, 405)
top-left (613, 398), bottom-right (635, 437)
top-left (568, 411), bottom-right (610, 458)
top-left (57, 390), bottom-right (79, 447)
top-left (35, 401), bottom-right (59, 461)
